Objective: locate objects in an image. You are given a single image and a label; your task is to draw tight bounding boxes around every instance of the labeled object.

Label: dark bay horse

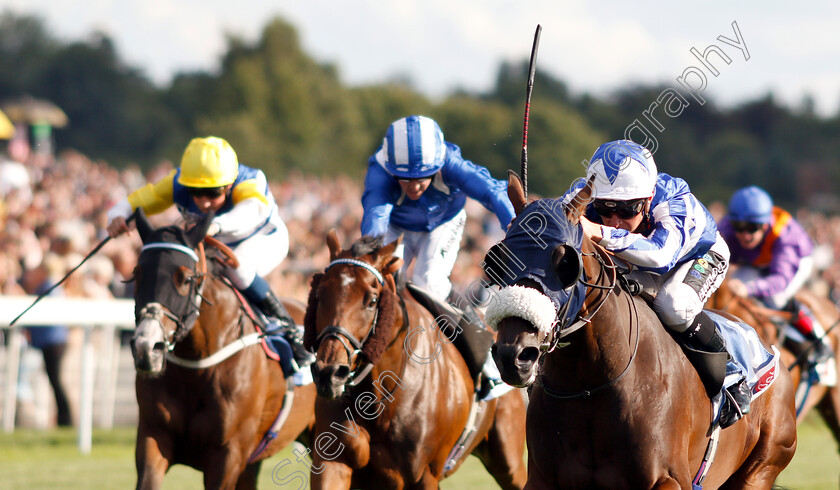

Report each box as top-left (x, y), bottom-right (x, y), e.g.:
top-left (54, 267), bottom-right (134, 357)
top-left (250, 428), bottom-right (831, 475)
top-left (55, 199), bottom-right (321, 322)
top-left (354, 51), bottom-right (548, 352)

top-left (302, 230), bottom-right (527, 489)
top-left (707, 277), bottom-right (840, 456)
top-left (130, 210), bottom-right (316, 489)
top-left (488, 173), bottom-right (797, 489)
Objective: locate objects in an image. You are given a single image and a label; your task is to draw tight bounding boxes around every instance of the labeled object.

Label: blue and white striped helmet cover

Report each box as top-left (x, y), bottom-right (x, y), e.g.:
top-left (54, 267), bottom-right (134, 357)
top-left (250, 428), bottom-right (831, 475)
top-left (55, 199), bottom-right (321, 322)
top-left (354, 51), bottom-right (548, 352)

top-left (382, 115), bottom-right (446, 179)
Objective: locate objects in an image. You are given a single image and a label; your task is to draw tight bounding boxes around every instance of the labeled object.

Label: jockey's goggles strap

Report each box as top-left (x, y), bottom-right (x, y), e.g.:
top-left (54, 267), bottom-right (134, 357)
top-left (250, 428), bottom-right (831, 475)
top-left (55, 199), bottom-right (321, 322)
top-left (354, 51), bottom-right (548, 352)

top-left (141, 243), bottom-right (200, 262)
top-left (326, 258), bottom-right (384, 285)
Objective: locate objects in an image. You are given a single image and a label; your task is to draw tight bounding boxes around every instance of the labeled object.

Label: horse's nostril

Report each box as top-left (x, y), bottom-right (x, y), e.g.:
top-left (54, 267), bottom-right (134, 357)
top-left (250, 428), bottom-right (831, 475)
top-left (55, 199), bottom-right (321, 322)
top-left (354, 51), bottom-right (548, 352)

top-left (153, 342), bottom-right (166, 351)
top-left (517, 347), bottom-right (539, 365)
top-left (334, 365), bottom-right (351, 380)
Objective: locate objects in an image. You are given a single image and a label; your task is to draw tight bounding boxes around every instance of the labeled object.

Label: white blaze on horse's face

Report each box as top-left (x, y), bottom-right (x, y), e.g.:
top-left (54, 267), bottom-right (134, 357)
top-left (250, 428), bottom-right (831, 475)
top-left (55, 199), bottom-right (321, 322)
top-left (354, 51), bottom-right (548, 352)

top-left (132, 303), bottom-right (170, 374)
top-left (340, 272), bottom-right (355, 288)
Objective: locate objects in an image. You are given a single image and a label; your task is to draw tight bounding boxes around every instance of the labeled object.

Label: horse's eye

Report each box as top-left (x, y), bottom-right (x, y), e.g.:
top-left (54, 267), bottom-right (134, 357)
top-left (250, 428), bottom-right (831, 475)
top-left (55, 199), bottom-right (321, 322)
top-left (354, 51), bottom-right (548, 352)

top-left (367, 295), bottom-right (378, 309)
top-left (173, 266), bottom-right (193, 295)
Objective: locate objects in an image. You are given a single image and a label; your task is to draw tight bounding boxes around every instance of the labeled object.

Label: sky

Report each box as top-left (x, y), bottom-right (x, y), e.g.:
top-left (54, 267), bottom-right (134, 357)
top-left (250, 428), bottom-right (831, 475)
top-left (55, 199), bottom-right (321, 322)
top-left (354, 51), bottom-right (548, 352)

top-left (3, 0), bottom-right (840, 116)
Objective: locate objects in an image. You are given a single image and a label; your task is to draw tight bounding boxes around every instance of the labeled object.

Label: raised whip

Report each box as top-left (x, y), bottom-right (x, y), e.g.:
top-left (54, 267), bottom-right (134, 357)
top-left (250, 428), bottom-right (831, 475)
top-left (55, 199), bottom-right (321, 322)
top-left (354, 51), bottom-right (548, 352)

top-left (521, 24), bottom-right (542, 199)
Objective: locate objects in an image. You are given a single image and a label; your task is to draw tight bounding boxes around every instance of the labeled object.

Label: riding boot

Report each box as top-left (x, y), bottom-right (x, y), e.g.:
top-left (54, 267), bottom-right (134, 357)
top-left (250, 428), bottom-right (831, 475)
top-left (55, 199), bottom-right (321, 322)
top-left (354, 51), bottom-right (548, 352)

top-left (243, 277), bottom-right (315, 368)
top-left (681, 311), bottom-right (752, 422)
top-left (790, 305), bottom-right (833, 365)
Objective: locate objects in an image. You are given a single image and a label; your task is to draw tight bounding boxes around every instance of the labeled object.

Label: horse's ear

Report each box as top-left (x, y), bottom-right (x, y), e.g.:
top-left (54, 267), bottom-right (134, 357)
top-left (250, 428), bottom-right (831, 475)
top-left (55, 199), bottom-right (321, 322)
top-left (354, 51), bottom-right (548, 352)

top-left (326, 228), bottom-right (341, 261)
top-left (507, 170), bottom-right (527, 216)
top-left (552, 243), bottom-right (583, 289)
top-left (566, 175), bottom-right (596, 225)
top-left (187, 211), bottom-right (215, 248)
top-left (379, 235), bottom-right (404, 276)
top-left (135, 208), bottom-right (154, 244)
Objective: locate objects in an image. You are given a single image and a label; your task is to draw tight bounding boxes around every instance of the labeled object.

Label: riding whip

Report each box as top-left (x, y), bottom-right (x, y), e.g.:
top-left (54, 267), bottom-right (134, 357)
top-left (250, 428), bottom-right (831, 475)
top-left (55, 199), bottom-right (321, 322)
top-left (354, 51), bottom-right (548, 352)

top-left (9, 210), bottom-right (138, 327)
top-left (521, 24), bottom-right (542, 199)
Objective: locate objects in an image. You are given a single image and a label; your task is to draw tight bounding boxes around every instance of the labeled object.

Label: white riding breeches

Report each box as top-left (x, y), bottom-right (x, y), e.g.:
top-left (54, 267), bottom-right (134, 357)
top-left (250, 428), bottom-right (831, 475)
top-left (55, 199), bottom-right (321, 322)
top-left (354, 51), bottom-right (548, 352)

top-left (386, 209), bottom-right (466, 300)
top-left (626, 232), bottom-right (730, 332)
top-left (222, 220), bottom-right (290, 290)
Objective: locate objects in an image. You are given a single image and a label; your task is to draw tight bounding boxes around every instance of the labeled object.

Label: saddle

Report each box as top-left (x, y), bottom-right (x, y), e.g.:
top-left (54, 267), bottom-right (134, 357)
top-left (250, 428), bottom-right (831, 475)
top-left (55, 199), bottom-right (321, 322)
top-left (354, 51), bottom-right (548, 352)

top-left (406, 283), bottom-right (494, 382)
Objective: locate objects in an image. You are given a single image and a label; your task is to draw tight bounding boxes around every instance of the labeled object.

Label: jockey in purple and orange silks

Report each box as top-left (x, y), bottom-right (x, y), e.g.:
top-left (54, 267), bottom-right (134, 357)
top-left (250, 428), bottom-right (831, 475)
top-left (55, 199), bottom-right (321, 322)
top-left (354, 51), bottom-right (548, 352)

top-left (719, 186), bottom-right (835, 384)
top-left (106, 136), bottom-right (314, 367)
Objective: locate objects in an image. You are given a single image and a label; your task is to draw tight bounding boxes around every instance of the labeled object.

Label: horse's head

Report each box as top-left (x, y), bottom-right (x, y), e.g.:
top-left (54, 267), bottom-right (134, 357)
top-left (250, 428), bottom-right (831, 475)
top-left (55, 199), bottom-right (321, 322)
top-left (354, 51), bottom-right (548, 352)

top-left (304, 230), bottom-right (403, 399)
top-left (484, 172), bottom-right (596, 387)
top-left (131, 208), bottom-right (212, 374)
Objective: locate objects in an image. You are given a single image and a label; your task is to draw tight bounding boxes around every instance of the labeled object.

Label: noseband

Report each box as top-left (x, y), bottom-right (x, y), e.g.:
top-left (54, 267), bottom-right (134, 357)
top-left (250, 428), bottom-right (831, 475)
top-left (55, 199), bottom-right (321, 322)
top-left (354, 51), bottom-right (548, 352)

top-left (313, 258), bottom-right (386, 386)
top-left (136, 241), bottom-right (207, 351)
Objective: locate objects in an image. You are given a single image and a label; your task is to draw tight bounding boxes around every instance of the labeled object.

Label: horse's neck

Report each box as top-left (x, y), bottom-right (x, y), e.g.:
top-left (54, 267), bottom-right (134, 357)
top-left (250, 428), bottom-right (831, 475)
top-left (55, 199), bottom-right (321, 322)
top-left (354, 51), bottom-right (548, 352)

top-left (371, 296), bottom-right (411, 379)
top-left (177, 276), bottom-right (245, 357)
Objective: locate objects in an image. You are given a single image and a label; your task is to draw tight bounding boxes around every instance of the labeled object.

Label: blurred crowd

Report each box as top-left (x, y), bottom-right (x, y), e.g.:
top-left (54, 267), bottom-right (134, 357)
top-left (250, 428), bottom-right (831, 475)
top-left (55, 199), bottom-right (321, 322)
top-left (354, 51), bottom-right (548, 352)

top-left (3, 142), bottom-right (840, 427)
top-left (0, 145), bottom-right (510, 308)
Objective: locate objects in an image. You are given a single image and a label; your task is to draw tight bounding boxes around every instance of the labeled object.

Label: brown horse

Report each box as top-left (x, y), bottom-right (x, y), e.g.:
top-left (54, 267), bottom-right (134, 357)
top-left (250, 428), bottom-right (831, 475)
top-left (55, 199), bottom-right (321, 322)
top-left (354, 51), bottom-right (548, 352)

top-left (130, 209), bottom-right (316, 489)
top-left (302, 230), bottom-right (527, 489)
top-left (707, 276), bottom-right (840, 452)
top-left (488, 173), bottom-right (797, 489)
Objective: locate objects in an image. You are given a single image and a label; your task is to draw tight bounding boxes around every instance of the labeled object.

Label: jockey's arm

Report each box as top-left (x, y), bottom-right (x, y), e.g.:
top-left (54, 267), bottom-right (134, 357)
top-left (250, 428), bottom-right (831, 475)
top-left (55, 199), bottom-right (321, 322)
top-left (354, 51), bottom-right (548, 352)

top-left (361, 163), bottom-right (396, 237)
top-left (744, 244), bottom-right (803, 298)
top-left (106, 170), bottom-right (176, 236)
top-left (446, 157), bottom-right (514, 231)
top-left (212, 177), bottom-right (272, 240)
top-left (599, 217), bottom-right (684, 274)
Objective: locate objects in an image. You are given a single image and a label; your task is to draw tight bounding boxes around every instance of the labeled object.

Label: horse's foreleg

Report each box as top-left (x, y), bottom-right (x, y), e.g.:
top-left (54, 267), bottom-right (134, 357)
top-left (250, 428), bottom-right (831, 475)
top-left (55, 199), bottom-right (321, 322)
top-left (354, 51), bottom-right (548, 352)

top-left (203, 445), bottom-right (248, 490)
top-left (135, 431), bottom-right (172, 490)
top-left (474, 394), bottom-right (528, 490)
top-left (797, 383), bottom-right (827, 424)
top-left (309, 461), bottom-right (353, 490)
top-left (817, 384), bottom-right (840, 455)
top-left (234, 461), bottom-right (261, 490)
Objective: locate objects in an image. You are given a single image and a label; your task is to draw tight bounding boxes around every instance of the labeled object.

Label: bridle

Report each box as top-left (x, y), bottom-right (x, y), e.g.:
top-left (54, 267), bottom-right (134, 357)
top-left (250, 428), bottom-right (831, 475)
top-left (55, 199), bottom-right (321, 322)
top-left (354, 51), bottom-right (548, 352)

top-left (537, 243), bottom-right (641, 399)
top-left (542, 243), bottom-right (618, 351)
top-left (312, 258), bottom-right (385, 386)
top-left (135, 241), bottom-right (207, 352)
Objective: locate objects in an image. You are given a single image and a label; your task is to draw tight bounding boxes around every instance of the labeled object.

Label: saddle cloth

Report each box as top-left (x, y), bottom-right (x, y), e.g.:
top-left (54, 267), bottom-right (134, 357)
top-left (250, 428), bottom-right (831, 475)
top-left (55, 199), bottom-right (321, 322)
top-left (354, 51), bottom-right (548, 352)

top-left (706, 310), bottom-right (779, 425)
top-left (261, 323), bottom-right (313, 386)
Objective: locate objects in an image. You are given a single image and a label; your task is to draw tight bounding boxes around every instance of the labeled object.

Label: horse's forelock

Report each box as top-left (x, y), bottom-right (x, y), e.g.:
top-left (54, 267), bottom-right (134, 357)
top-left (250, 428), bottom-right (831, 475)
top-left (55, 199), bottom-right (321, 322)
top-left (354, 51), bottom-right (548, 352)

top-left (360, 285), bottom-right (398, 364)
top-left (349, 235), bottom-right (385, 258)
top-left (303, 273), bottom-right (324, 350)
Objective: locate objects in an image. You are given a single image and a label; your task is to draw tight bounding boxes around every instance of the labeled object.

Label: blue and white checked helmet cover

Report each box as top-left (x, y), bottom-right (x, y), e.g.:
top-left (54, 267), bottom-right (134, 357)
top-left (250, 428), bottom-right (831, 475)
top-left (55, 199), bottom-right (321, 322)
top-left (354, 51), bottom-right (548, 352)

top-left (586, 140), bottom-right (657, 200)
top-left (378, 115), bottom-right (446, 179)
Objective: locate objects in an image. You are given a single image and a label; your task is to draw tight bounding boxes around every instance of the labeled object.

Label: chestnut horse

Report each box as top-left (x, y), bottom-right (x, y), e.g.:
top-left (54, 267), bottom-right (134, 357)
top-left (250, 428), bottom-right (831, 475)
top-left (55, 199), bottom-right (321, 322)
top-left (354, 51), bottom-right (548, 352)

top-left (130, 210), bottom-right (316, 489)
top-left (488, 173), bottom-right (797, 489)
top-left (707, 277), bottom-right (840, 456)
top-left (302, 230), bottom-right (527, 489)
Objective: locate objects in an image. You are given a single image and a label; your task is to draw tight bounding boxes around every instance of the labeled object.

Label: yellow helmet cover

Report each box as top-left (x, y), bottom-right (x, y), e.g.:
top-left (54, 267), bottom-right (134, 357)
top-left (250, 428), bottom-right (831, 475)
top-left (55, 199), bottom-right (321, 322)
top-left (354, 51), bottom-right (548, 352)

top-left (178, 136), bottom-right (239, 188)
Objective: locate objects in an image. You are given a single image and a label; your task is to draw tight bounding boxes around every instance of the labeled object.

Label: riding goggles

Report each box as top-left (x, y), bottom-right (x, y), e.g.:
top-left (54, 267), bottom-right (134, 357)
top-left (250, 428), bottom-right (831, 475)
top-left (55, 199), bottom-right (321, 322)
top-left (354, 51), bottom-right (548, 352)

top-left (397, 177), bottom-right (432, 184)
top-left (591, 198), bottom-right (646, 220)
top-left (731, 221), bottom-right (764, 234)
top-left (187, 186), bottom-right (226, 199)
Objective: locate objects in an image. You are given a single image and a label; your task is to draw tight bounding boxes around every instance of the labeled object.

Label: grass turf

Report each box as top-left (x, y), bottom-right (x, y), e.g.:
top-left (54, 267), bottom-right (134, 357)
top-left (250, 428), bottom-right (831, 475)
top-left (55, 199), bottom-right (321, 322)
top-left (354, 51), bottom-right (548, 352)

top-left (0, 413), bottom-right (836, 489)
